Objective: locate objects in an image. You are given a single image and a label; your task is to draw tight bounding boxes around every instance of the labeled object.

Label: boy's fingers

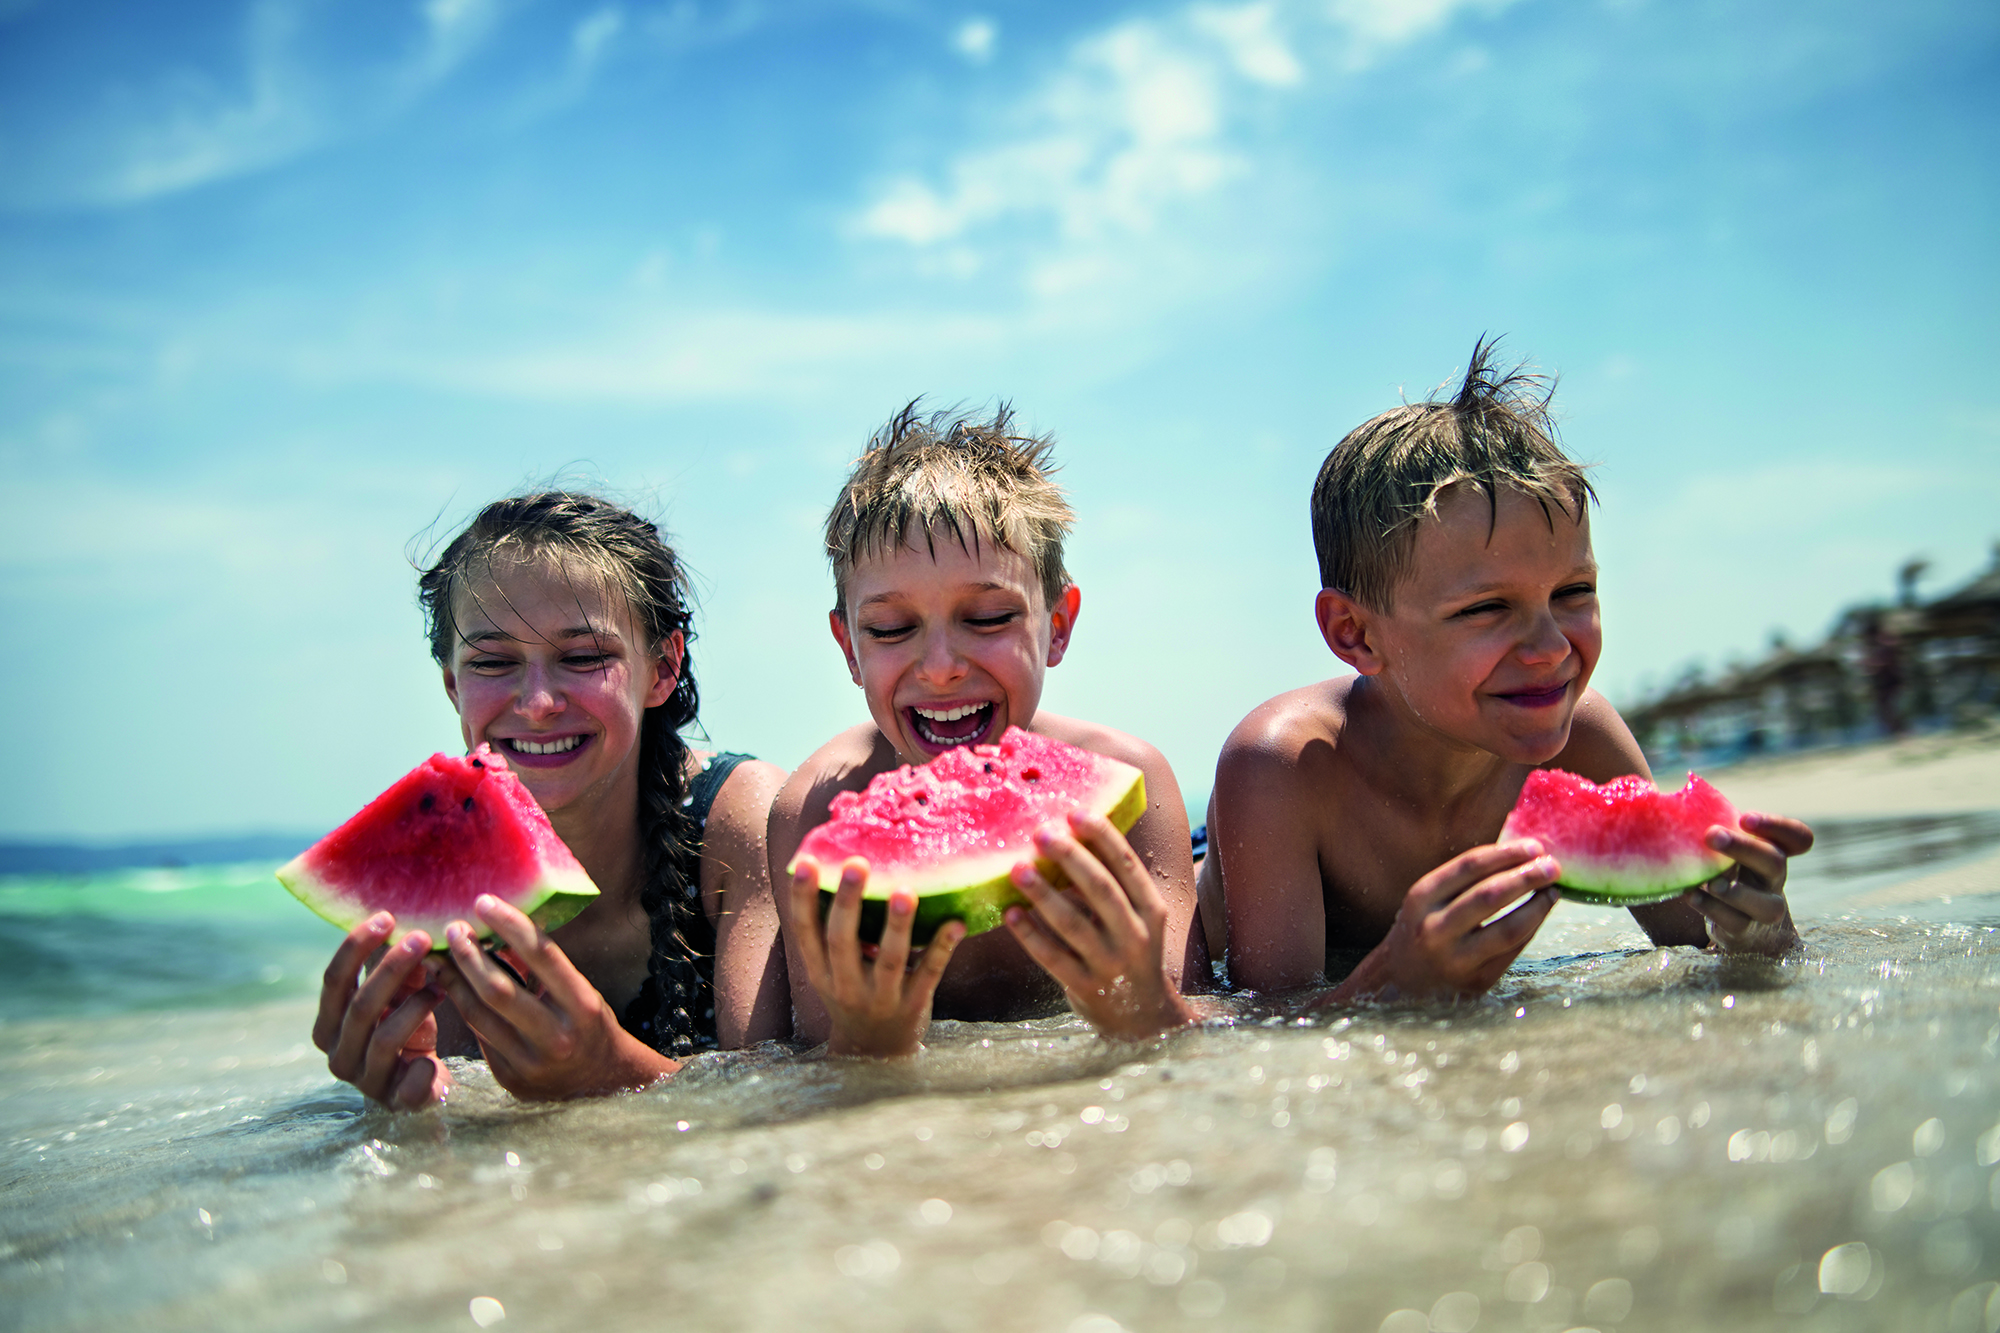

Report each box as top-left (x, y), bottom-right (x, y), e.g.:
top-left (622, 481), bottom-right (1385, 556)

top-left (1031, 827), bottom-right (1139, 946)
top-left (1437, 856), bottom-right (1559, 936)
top-left (1410, 841), bottom-right (1544, 913)
top-left (1693, 874), bottom-right (1786, 926)
top-left (1705, 826), bottom-right (1788, 892)
top-left (1066, 812), bottom-right (1163, 926)
top-left (1691, 892), bottom-right (1757, 944)
top-left (1011, 863), bottom-right (1114, 973)
top-left (824, 860), bottom-right (872, 997)
top-left (1742, 812), bottom-right (1815, 857)
top-left (872, 891), bottom-right (918, 994)
top-left (1005, 906), bottom-right (1093, 995)
top-left (315, 912), bottom-right (394, 1052)
top-left (1464, 888), bottom-right (1558, 964)
top-left (787, 863), bottom-right (836, 991)
top-left (905, 921), bottom-right (966, 1009)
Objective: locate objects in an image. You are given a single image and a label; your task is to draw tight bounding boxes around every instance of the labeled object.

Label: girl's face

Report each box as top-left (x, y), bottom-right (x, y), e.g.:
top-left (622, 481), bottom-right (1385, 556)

top-left (440, 557), bottom-right (678, 821)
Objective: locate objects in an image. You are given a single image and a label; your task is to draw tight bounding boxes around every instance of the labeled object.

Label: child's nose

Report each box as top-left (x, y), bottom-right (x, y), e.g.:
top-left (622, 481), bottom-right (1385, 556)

top-left (1518, 610), bottom-right (1572, 664)
top-left (516, 664), bottom-right (568, 719)
top-left (915, 629), bottom-right (967, 686)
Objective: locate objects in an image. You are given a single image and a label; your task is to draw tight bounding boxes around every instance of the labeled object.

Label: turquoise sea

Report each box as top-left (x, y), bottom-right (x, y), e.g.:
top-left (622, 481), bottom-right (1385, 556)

top-left (4, 815), bottom-right (2000, 1332)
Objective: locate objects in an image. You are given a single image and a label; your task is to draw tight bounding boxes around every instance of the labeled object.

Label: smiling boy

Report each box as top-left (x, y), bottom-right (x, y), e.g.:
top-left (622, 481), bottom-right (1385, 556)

top-left (769, 404), bottom-right (1207, 1055)
top-left (1204, 341), bottom-right (1814, 1002)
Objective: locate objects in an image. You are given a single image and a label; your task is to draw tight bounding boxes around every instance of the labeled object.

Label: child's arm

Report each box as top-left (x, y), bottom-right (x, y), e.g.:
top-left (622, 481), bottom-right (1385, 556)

top-left (1004, 811), bottom-right (1196, 1039)
top-left (705, 758), bottom-right (793, 1047)
top-left (1211, 730), bottom-right (1336, 993)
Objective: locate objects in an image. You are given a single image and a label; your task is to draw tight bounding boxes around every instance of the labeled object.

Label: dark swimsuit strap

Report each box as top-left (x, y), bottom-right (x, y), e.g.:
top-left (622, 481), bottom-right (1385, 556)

top-left (618, 751), bottom-right (755, 1056)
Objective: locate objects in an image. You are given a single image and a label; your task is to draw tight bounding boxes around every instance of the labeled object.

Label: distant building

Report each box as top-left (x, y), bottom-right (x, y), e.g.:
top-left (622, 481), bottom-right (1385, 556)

top-left (1625, 545), bottom-right (2000, 768)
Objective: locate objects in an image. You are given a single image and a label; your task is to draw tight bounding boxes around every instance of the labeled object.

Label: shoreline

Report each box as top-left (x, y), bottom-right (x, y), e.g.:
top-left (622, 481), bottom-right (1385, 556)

top-left (1694, 722), bottom-right (2000, 822)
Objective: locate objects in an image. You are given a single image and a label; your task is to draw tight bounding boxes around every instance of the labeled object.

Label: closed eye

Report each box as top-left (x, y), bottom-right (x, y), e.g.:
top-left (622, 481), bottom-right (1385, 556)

top-left (966, 611), bottom-right (1020, 630)
top-left (1451, 600), bottom-right (1507, 619)
top-left (862, 623), bottom-right (915, 641)
top-left (1556, 582), bottom-right (1597, 600)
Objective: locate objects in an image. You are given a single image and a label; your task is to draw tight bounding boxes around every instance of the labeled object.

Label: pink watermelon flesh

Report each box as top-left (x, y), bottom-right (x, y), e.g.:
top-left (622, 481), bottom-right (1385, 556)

top-left (1498, 768), bottom-right (1739, 906)
top-left (791, 727), bottom-right (1147, 945)
top-left (276, 745), bottom-right (598, 950)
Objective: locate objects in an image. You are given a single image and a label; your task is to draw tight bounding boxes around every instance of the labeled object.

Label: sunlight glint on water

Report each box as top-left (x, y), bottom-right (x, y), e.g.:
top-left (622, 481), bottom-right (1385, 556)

top-left (3, 814), bottom-right (1998, 1332)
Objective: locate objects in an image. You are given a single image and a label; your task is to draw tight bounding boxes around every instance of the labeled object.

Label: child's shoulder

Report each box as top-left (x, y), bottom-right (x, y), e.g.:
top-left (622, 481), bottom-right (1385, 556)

top-left (1549, 688), bottom-right (1651, 782)
top-left (770, 724), bottom-right (900, 835)
top-left (1032, 712), bottom-right (1167, 774)
top-left (1216, 676), bottom-right (1358, 781)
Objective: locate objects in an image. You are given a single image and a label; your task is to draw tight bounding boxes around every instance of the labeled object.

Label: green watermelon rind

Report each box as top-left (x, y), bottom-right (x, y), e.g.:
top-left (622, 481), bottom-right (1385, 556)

top-left (808, 764), bottom-right (1149, 948)
top-left (276, 851), bottom-right (599, 952)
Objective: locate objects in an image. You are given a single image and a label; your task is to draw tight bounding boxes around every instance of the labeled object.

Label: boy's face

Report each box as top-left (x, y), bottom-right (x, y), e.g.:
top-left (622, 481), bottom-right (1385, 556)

top-left (831, 535), bottom-right (1077, 766)
top-left (1326, 484), bottom-right (1600, 764)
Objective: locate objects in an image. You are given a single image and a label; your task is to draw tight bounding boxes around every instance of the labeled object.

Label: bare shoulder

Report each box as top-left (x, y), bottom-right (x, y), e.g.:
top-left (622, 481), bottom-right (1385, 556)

top-left (768, 724), bottom-right (897, 847)
top-left (1551, 689), bottom-right (1652, 783)
top-left (705, 757), bottom-right (786, 849)
top-left (1032, 712), bottom-right (1168, 784)
top-left (1216, 677), bottom-right (1353, 788)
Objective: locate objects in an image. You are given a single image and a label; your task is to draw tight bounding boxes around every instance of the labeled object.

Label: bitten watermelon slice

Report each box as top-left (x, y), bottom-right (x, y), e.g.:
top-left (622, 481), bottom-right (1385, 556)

top-left (790, 727), bottom-right (1148, 946)
top-left (276, 746), bottom-right (598, 949)
top-left (1499, 768), bottom-right (1740, 906)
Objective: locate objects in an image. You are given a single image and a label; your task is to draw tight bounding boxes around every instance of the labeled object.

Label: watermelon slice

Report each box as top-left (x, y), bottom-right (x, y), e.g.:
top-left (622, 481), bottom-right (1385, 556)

top-left (276, 746), bottom-right (598, 949)
top-left (790, 727), bottom-right (1147, 946)
top-left (1499, 768), bottom-right (1740, 906)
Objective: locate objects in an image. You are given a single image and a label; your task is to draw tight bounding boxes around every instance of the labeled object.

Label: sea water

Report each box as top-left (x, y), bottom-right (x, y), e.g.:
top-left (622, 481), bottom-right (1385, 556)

top-left (4, 817), bottom-right (1999, 1333)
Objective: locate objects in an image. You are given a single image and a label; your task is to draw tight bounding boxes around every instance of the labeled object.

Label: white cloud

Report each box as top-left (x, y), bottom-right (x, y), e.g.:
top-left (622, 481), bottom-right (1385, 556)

top-left (855, 0), bottom-right (1508, 298)
top-left (953, 16), bottom-right (997, 64)
top-left (572, 6), bottom-right (626, 69)
top-left (1191, 3), bottom-right (1303, 86)
top-left (3, 0), bottom-right (504, 210)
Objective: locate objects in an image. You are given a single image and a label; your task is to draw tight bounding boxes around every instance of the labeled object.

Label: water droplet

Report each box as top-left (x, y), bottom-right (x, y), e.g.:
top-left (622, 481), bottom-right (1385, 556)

top-left (469, 1296), bottom-right (506, 1327)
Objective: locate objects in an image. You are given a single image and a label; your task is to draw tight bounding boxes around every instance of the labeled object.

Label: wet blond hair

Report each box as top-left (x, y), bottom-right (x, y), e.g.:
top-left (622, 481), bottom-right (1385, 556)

top-left (826, 401), bottom-right (1075, 616)
top-left (1311, 337), bottom-right (1596, 611)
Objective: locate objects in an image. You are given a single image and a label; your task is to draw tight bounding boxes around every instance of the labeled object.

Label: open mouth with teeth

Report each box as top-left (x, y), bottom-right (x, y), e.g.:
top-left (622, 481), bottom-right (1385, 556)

top-left (497, 734), bottom-right (592, 767)
top-left (904, 701), bottom-right (998, 755)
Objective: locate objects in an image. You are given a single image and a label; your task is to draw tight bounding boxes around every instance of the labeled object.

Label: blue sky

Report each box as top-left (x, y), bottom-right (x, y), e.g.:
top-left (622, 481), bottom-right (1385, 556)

top-left (3, 0), bottom-right (1996, 841)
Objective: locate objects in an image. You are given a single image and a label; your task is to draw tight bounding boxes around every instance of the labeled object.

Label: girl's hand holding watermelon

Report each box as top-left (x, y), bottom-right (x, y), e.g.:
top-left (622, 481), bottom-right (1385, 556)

top-left (1684, 812), bottom-right (1813, 956)
top-left (314, 911), bottom-right (455, 1111)
top-left (1003, 810), bottom-right (1197, 1040)
top-left (433, 895), bottom-right (679, 1099)
top-left (787, 857), bottom-right (968, 1058)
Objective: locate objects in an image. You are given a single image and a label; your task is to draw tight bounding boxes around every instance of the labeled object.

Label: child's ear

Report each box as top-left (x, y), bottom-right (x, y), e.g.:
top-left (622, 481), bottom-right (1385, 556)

top-left (441, 664), bottom-right (461, 710)
top-left (645, 631), bottom-right (685, 709)
top-left (1045, 584), bottom-right (1082, 668)
top-left (1315, 588), bottom-right (1385, 675)
top-left (827, 610), bottom-right (863, 686)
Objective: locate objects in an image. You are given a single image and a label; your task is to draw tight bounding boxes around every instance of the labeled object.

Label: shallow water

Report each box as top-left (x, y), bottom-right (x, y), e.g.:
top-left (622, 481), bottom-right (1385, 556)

top-left (5, 816), bottom-right (2000, 1333)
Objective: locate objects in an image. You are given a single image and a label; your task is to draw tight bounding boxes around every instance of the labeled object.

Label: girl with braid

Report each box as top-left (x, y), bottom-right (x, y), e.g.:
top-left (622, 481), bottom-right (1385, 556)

top-left (312, 493), bottom-right (789, 1107)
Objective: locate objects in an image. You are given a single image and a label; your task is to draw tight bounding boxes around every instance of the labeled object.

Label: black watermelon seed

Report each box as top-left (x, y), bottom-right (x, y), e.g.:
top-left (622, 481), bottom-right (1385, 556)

top-left (462, 796), bottom-right (475, 812)
top-left (471, 757), bottom-right (484, 769)
top-left (419, 793), bottom-right (435, 812)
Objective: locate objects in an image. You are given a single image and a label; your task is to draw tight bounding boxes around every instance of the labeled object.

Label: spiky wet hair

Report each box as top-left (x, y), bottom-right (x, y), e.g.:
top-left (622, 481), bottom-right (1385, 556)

top-left (825, 401), bottom-right (1075, 616)
top-left (1310, 337), bottom-right (1597, 611)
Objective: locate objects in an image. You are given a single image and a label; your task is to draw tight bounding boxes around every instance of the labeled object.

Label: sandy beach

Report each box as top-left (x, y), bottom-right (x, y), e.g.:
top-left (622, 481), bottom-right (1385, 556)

top-left (1699, 724), bottom-right (2000, 821)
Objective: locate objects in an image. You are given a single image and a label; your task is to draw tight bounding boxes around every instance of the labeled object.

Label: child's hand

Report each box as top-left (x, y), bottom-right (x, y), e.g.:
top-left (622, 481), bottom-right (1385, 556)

top-left (1004, 811), bottom-right (1196, 1040)
top-left (313, 912), bottom-right (453, 1110)
top-left (1333, 842), bottom-right (1559, 1003)
top-left (1685, 813), bottom-right (1813, 956)
top-left (433, 895), bottom-right (677, 1100)
top-left (787, 857), bottom-right (967, 1058)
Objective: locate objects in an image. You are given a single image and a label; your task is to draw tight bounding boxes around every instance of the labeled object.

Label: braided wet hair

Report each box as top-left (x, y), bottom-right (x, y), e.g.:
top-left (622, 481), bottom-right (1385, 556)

top-left (416, 492), bottom-right (713, 1056)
